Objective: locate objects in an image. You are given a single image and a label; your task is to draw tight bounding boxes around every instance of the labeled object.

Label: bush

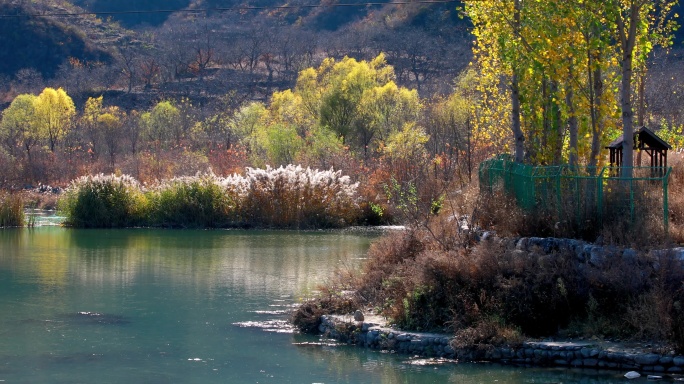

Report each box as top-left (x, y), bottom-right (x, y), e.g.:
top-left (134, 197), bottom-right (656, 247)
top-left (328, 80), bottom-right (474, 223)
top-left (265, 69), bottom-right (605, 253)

top-left (0, 192), bottom-right (24, 227)
top-left (147, 173), bottom-right (237, 228)
top-left (59, 174), bottom-right (146, 228)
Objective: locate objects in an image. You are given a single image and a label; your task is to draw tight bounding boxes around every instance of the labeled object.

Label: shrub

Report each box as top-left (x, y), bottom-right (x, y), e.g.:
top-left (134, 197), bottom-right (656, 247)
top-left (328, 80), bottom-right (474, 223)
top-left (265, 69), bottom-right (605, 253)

top-left (59, 174), bottom-right (146, 228)
top-left (238, 165), bottom-right (360, 228)
top-left (0, 192), bottom-right (24, 227)
top-left (147, 173), bottom-right (237, 228)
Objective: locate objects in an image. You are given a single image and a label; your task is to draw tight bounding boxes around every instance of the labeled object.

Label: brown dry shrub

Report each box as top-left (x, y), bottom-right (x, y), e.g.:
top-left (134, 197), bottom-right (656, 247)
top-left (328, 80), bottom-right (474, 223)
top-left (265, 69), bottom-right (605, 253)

top-left (625, 290), bottom-right (672, 340)
top-left (667, 156), bottom-right (684, 243)
top-left (451, 319), bottom-right (523, 351)
top-left (292, 281), bottom-right (359, 334)
top-left (355, 229), bottom-right (424, 304)
top-left (672, 286), bottom-right (684, 353)
top-left (473, 187), bottom-right (526, 237)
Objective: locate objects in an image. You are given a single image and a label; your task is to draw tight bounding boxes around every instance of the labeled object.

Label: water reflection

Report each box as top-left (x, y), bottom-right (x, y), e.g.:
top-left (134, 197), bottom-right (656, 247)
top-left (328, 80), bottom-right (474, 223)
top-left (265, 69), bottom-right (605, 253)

top-left (0, 227), bottom-right (637, 383)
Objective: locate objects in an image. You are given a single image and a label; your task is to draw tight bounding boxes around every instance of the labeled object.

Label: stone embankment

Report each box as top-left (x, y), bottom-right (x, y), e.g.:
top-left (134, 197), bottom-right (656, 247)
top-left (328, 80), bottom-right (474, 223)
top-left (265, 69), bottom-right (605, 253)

top-left (489, 234), bottom-right (684, 265)
top-left (318, 315), bottom-right (684, 373)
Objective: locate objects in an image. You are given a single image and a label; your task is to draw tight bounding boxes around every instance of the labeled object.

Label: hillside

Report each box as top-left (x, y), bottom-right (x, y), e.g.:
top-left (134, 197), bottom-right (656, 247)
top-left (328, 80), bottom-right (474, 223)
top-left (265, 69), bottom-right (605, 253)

top-left (0, 1), bottom-right (117, 79)
top-left (70, 0), bottom-right (464, 31)
top-left (0, 0), bottom-right (471, 110)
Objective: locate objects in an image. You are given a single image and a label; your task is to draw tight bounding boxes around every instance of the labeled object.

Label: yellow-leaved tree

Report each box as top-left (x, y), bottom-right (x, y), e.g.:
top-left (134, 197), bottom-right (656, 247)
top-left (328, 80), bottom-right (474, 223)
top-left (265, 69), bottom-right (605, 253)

top-left (34, 88), bottom-right (75, 153)
top-left (0, 94), bottom-right (40, 180)
top-left (464, 0), bottom-right (676, 168)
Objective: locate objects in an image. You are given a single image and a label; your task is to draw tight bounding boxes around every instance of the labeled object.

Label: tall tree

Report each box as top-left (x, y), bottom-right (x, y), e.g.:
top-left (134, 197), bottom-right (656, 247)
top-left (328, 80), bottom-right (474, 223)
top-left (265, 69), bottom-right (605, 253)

top-left (0, 94), bottom-right (41, 178)
top-left (605, 0), bottom-right (677, 176)
top-left (34, 88), bottom-right (75, 153)
top-left (465, 0), bottom-right (676, 169)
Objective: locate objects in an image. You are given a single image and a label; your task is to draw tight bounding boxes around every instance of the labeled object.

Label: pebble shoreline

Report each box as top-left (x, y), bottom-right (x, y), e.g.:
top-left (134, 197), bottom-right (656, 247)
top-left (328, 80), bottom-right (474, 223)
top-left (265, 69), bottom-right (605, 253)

top-left (318, 315), bottom-right (684, 374)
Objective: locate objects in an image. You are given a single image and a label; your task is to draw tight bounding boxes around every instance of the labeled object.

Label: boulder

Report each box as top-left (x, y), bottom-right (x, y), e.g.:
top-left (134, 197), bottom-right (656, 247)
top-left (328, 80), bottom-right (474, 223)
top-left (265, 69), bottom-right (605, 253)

top-left (624, 371), bottom-right (640, 379)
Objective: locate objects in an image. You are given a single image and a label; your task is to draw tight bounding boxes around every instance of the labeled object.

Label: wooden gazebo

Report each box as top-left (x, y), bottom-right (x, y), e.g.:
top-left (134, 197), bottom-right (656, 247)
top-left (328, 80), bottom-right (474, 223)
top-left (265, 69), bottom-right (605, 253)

top-left (606, 126), bottom-right (671, 169)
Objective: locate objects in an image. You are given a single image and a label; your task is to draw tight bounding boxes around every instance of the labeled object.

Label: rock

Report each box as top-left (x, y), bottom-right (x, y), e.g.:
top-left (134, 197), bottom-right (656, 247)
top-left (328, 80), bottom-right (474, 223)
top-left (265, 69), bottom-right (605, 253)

top-left (635, 354), bottom-right (661, 366)
top-left (516, 238), bottom-right (528, 250)
top-left (589, 246), bottom-right (604, 266)
top-left (624, 371), bottom-right (641, 379)
top-left (673, 356), bottom-right (684, 366)
top-left (354, 310), bottom-right (364, 322)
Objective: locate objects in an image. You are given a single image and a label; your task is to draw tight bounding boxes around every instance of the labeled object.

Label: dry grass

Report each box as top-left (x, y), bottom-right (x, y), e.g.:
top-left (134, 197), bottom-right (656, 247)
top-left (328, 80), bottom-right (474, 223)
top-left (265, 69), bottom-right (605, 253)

top-left (667, 152), bottom-right (684, 244)
top-left (0, 192), bottom-right (24, 227)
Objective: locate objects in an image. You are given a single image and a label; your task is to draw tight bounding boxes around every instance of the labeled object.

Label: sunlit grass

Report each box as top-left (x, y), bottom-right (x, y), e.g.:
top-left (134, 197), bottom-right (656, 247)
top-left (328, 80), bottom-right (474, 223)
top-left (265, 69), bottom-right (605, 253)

top-left (59, 174), bottom-right (146, 228)
top-left (147, 174), bottom-right (237, 228)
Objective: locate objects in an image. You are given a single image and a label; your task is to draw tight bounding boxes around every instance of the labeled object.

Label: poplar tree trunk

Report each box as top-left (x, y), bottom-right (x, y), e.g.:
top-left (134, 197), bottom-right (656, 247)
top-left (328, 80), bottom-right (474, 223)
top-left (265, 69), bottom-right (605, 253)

top-left (621, 60), bottom-right (634, 175)
top-left (618, 3), bottom-right (638, 178)
top-left (512, 72), bottom-right (524, 163)
top-left (511, 0), bottom-right (525, 163)
top-left (566, 84), bottom-right (578, 168)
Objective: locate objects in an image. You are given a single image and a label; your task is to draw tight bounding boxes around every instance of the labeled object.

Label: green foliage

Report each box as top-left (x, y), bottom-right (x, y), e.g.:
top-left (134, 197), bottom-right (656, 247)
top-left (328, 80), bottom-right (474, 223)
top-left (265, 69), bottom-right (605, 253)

top-left (384, 177), bottom-right (419, 217)
top-left (0, 192), bottom-right (25, 228)
top-left (1, 94), bottom-right (40, 153)
top-left (655, 120), bottom-right (684, 150)
top-left (294, 54), bottom-right (420, 157)
top-left (147, 174), bottom-right (236, 228)
top-left (140, 101), bottom-right (181, 147)
top-left (383, 123), bottom-right (429, 162)
top-left (257, 124), bottom-right (303, 167)
top-left (59, 174), bottom-right (146, 228)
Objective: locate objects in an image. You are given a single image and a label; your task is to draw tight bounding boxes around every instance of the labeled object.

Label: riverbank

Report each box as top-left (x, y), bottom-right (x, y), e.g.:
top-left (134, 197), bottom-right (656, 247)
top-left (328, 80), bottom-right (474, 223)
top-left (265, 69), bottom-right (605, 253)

top-left (292, 226), bottom-right (684, 370)
top-left (316, 313), bottom-right (684, 376)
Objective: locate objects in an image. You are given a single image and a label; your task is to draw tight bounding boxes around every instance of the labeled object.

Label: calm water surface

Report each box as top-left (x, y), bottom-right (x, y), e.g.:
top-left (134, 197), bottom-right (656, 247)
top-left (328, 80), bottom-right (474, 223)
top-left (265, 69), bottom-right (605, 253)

top-left (0, 227), bottom-right (636, 383)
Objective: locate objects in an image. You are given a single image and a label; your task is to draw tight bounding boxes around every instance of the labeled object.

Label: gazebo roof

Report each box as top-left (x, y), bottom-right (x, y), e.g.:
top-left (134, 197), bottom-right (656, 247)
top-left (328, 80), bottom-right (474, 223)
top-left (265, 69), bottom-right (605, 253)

top-left (607, 126), bottom-right (672, 150)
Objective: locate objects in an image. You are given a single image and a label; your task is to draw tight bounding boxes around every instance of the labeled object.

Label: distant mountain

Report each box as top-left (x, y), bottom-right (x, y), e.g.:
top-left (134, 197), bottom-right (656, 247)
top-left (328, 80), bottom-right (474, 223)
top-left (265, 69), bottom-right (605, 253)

top-left (71, 0), bottom-right (463, 32)
top-left (0, 2), bottom-right (115, 79)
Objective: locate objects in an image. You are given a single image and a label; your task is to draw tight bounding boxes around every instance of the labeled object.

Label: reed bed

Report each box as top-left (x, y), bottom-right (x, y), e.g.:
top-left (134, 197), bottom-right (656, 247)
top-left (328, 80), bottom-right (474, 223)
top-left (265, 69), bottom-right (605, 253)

top-left (0, 192), bottom-right (24, 227)
top-left (58, 165), bottom-right (360, 229)
top-left (59, 174), bottom-right (146, 228)
top-left (147, 174), bottom-right (238, 228)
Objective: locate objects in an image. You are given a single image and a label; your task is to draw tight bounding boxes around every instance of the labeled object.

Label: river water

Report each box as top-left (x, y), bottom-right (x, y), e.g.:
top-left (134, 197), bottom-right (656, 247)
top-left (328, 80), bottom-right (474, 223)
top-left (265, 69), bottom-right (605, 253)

top-left (0, 227), bottom-right (635, 383)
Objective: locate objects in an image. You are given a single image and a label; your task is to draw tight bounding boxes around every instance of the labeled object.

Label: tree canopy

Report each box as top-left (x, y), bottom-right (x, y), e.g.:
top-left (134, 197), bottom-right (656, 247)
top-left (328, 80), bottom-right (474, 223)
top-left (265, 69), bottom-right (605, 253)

top-left (464, 0), bottom-right (677, 168)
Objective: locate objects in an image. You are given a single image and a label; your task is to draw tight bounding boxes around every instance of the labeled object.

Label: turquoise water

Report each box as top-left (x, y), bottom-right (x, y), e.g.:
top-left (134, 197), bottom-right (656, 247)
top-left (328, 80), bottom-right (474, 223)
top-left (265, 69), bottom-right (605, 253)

top-left (0, 227), bottom-right (633, 383)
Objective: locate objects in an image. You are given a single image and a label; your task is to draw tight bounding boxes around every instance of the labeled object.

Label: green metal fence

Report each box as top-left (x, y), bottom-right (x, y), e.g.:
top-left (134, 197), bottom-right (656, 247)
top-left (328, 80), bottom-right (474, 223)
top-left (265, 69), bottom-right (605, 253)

top-left (478, 155), bottom-right (672, 233)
